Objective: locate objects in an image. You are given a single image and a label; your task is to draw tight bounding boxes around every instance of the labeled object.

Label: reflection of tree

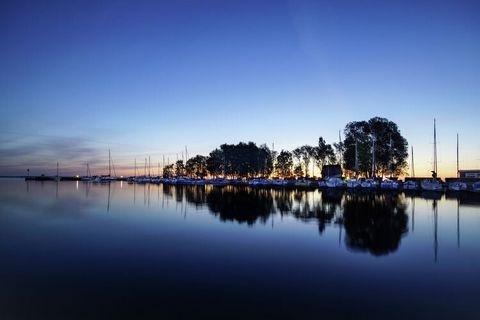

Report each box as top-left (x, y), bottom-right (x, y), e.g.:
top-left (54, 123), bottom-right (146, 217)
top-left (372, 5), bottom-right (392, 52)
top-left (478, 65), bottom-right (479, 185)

top-left (168, 185), bottom-right (409, 256)
top-left (272, 190), bottom-right (293, 215)
top-left (206, 187), bottom-right (275, 225)
top-left (342, 193), bottom-right (408, 256)
top-left (184, 185), bottom-right (207, 208)
top-left (162, 184), bottom-right (174, 198)
top-left (288, 190), bottom-right (342, 234)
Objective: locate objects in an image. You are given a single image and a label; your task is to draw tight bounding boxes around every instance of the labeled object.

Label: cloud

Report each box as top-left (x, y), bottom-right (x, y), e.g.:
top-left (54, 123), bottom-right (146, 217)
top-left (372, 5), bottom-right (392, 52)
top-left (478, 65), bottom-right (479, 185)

top-left (0, 135), bottom-right (104, 175)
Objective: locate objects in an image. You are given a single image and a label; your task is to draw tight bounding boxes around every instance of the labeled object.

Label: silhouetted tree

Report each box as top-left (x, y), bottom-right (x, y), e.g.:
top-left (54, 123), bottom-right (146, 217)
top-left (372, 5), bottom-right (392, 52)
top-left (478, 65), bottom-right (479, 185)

top-left (314, 137), bottom-right (336, 176)
top-left (275, 150), bottom-right (293, 178)
top-left (186, 155), bottom-right (208, 178)
top-left (293, 145), bottom-right (314, 177)
top-left (207, 149), bottom-right (224, 177)
top-left (163, 164), bottom-right (175, 178)
top-left (175, 160), bottom-right (185, 177)
top-left (343, 117), bottom-right (408, 177)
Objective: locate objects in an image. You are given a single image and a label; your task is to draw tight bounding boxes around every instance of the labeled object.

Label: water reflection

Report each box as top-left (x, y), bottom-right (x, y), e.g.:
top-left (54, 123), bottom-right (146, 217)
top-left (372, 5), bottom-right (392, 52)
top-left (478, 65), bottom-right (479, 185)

top-left (206, 187), bottom-right (275, 225)
top-left (342, 193), bottom-right (408, 256)
top-left (1, 180), bottom-right (480, 320)
top-left (159, 186), bottom-right (410, 255)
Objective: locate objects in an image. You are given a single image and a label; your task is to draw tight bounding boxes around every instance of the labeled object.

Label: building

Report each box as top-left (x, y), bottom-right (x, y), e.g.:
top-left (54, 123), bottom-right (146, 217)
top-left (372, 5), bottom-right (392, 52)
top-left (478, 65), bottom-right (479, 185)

top-left (458, 170), bottom-right (480, 179)
top-left (321, 165), bottom-right (342, 178)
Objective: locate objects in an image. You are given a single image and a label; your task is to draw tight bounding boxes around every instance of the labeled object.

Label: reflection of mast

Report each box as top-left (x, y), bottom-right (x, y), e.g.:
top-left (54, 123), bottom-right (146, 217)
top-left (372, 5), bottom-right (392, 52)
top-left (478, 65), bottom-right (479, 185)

top-left (133, 181), bottom-right (136, 205)
top-left (457, 199), bottom-right (460, 248)
top-left (433, 199), bottom-right (438, 263)
top-left (411, 197), bottom-right (415, 233)
top-left (107, 182), bottom-right (111, 212)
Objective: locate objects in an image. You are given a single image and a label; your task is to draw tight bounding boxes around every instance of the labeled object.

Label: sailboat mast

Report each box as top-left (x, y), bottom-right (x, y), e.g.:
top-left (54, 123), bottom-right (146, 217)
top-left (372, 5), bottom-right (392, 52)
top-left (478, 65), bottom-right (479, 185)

top-left (411, 146), bottom-right (415, 178)
top-left (433, 118), bottom-right (437, 176)
top-left (354, 140), bottom-right (359, 175)
top-left (338, 130), bottom-right (343, 169)
top-left (457, 133), bottom-right (459, 178)
top-left (108, 149), bottom-right (111, 177)
top-left (134, 158), bottom-right (137, 178)
top-left (371, 135), bottom-right (376, 177)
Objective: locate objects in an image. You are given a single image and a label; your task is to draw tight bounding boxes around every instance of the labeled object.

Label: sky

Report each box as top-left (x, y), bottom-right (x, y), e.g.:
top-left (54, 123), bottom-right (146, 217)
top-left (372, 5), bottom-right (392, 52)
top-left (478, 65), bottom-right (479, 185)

top-left (0, 0), bottom-right (479, 178)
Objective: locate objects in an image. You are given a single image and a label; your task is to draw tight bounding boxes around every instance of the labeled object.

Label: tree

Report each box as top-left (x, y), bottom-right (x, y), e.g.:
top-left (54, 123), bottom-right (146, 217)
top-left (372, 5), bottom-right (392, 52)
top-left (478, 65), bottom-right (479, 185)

top-left (175, 160), bottom-right (185, 177)
top-left (186, 155), bottom-right (208, 178)
top-left (292, 147), bottom-right (303, 176)
top-left (314, 137), bottom-right (336, 176)
top-left (294, 164), bottom-right (304, 178)
top-left (163, 164), bottom-right (174, 178)
top-left (275, 150), bottom-right (293, 178)
top-left (293, 145), bottom-right (314, 177)
top-left (343, 117), bottom-right (408, 177)
top-left (207, 149), bottom-right (224, 178)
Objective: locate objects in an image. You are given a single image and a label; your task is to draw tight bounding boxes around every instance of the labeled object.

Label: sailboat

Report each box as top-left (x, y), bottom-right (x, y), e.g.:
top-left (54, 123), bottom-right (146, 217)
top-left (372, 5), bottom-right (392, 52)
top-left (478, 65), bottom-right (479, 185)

top-left (448, 133), bottom-right (467, 191)
top-left (95, 149), bottom-right (115, 183)
top-left (421, 119), bottom-right (443, 191)
top-left (54, 161), bottom-right (61, 182)
top-left (404, 146), bottom-right (418, 190)
top-left (81, 162), bottom-right (94, 182)
top-left (346, 140), bottom-right (361, 188)
top-left (381, 135), bottom-right (399, 189)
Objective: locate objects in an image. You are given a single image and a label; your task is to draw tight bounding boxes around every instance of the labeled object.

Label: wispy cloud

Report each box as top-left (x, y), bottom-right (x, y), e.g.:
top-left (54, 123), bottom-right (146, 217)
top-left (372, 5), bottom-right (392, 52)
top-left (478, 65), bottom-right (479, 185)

top-left (0, 135), bottom-right (104, 175)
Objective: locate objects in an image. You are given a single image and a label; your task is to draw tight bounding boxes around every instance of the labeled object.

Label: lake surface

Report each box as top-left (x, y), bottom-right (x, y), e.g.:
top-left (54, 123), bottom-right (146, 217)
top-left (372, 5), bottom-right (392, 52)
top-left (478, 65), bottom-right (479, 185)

top-left (1, 179), bottom-right (479, 319)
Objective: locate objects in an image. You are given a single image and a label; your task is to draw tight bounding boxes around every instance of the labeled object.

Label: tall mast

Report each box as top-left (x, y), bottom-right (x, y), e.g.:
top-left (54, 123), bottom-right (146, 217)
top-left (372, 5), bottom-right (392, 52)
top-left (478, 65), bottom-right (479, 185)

top-left (371, 134), bottom-right (376, 177)
top-left (339, 130), bottom-right (343, 168)
top-left (108, 149), bottom-right (111, 177)
top-left (134, 158), bottom-right (137, 178)
top-left (433, 118), bottom-right (437, 176)
top-left (411, 146), bottom-right (415, 178)
top-left (354, 140), bottom-right (359, 175)
top-left (389, 134), bottom-right (393, 177)
top-left (144, 158), bottom-right (147, 177)
top-left (148, 156), bottom-right (151, 177)
top-left (57, 161), bottom-right (59, 178)
top-left (456, 133), bottom-right (459, 178)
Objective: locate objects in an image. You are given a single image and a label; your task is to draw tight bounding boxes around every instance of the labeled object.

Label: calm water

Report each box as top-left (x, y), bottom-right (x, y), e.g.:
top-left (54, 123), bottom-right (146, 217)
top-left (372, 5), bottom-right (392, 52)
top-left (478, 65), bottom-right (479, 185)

top-left (1, 179), bottom-right (479, 319)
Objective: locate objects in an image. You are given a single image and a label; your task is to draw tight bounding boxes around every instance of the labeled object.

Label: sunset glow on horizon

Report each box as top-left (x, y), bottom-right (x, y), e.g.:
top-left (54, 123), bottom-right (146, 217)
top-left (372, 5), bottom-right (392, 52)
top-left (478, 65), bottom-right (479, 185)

top-left (1, 0), bottom-right (479, 179)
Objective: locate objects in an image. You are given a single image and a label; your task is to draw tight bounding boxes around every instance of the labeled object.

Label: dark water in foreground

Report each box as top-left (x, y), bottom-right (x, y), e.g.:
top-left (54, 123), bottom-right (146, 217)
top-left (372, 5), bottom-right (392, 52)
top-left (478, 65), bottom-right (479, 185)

top-left (1, 179), bottom-right (479, 319)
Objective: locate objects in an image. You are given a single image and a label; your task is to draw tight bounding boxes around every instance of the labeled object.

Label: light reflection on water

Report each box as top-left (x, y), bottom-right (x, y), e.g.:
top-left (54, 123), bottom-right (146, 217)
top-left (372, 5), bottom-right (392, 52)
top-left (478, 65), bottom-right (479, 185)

top-left (1, 179), bottom-right (480, 319)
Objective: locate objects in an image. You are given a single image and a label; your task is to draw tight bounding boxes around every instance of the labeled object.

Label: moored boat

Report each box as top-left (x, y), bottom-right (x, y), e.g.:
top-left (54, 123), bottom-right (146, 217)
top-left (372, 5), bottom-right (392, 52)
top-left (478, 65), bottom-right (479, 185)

top-left (361, 179), bottom-right (377, 189)
top-left (325, 177), bottom-right (345, 188)
top-left (448, 181), bottom-right (467, 191)
top-left (380, 179), bottom-right (399, 190)
top-left (403, 180), bottom-right (418, 190)
top-left (421, 179), bottom-right (443, 191)
top-left (346, 179), bottom-right (361, 188)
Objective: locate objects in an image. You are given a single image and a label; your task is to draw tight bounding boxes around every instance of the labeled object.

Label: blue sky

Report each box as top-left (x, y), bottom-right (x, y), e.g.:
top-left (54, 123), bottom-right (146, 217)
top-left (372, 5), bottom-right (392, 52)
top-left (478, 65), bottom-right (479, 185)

top-left (1, 0), bottom-right (479, 177)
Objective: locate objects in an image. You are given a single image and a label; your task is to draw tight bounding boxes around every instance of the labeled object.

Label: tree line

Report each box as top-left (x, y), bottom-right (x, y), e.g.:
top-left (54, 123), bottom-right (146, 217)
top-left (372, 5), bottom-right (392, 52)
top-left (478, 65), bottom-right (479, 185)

top-left (161, 117), bottom-right (408, 179)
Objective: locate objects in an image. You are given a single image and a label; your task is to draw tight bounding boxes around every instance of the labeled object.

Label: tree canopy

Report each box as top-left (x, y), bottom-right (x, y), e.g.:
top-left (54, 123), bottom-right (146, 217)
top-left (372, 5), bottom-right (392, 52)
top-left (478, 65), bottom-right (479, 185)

top-left (342, 117), bottom-right (408, 177)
